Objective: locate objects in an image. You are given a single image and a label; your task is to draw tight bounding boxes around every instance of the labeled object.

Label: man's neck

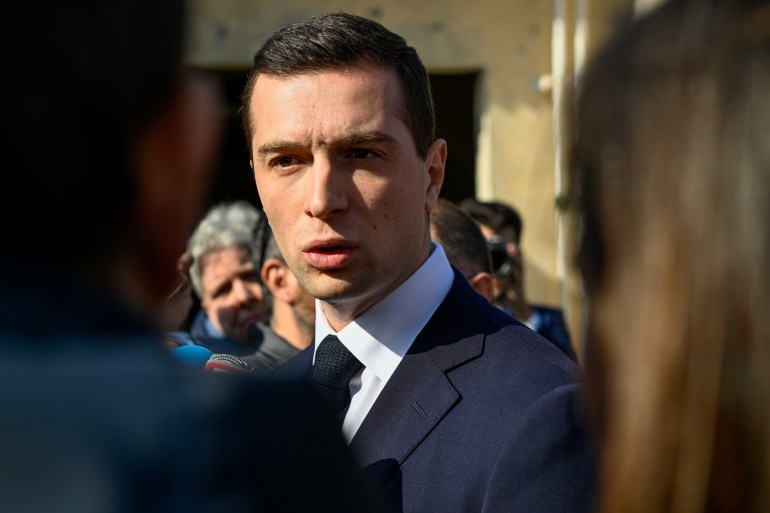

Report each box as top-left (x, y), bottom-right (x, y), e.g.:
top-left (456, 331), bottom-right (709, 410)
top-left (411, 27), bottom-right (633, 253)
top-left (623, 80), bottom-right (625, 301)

top-left (321, 239), bottom-right (436, 331)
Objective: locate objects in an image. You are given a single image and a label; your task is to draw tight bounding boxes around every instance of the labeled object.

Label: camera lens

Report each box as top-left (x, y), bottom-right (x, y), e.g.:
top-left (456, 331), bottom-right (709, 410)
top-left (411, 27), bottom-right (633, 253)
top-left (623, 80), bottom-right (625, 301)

top-left (487, 235), bottom-right (512, 276)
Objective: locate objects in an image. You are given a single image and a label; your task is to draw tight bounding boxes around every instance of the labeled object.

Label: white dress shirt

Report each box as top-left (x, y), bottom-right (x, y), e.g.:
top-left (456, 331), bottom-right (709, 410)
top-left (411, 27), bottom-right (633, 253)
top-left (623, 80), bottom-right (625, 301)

top-left (314, 243), bottom-right (454, 443)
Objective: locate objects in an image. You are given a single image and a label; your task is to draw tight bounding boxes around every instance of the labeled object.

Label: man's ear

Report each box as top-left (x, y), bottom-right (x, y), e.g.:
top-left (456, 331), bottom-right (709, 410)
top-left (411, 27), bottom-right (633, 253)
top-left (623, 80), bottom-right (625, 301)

top-left (262, 258), bottom-right (292, 303)
top-left (423, 139), bottom-right (447, 212)
top-left (134, 73), bottom-right (223, 305)
top-left (468, 272), bottom-right (495, 303)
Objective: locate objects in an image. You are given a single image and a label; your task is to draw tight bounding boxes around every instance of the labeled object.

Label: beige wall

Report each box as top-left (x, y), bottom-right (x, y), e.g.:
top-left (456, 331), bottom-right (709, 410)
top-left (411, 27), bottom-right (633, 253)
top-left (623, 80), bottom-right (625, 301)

top-left (187, 0), bottom-right (632, 357)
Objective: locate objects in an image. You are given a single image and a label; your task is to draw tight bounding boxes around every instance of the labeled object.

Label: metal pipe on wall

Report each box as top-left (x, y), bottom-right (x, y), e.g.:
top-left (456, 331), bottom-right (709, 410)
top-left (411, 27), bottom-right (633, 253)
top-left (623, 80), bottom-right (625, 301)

top-left (551, 0), bottom-right (569, 327)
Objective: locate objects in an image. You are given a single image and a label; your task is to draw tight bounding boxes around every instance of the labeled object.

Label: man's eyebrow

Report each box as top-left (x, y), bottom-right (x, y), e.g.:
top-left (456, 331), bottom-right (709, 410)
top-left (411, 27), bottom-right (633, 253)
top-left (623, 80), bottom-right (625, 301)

top-left (210, 279), bottom-right (230, 297)
top-left (335, 131), bottom-right (399, 147)
top-left (256, 141), bottom-right (299, 158)
top-left (209, 265), bottom-right (257, 296)
top-left (256, 131), bottom-right (399, 158)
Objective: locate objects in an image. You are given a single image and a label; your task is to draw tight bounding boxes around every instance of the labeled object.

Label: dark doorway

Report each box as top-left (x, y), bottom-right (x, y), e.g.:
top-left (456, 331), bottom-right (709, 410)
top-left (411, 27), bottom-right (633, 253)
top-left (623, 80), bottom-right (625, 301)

top-left (200, 69), bottom-right (260, 210)
top-left (430, 72), bottom-right (478, 204)
top-left (200, 69), bottom-right (478, 209)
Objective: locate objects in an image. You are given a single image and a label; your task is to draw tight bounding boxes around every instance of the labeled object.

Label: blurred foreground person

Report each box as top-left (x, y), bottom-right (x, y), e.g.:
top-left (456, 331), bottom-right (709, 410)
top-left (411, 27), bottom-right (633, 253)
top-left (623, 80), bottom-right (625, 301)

top-left (0, 2), bottom-right (373, 512)
top-left (160, 251), bottom-right (196, 335)
top-left (575, 1), bottom-right (770, 512)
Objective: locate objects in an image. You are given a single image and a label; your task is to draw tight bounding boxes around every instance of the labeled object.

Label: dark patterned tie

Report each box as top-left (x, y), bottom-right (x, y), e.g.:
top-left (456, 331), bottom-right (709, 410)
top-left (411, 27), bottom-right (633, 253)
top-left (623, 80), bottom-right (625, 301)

top-left (311, 335), bottom-right (363, 426)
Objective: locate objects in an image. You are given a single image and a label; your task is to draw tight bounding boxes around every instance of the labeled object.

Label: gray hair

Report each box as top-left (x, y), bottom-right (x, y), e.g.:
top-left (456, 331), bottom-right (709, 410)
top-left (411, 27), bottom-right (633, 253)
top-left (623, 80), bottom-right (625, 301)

top-left (187, 201), bottom-right (262, 298)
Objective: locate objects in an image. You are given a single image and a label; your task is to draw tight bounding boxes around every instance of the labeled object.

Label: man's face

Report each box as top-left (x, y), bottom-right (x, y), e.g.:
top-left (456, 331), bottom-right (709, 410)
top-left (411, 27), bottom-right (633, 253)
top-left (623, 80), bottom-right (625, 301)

top-left (199, 245), bottom-right (268, 342)
top-left (249, 65), bottom-right (445, 325)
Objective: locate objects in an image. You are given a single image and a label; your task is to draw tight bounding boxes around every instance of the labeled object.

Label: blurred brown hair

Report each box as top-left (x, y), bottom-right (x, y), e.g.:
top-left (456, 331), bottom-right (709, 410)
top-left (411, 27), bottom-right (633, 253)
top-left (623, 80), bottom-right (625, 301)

top-left (574, 1), bottom-right (770, 512)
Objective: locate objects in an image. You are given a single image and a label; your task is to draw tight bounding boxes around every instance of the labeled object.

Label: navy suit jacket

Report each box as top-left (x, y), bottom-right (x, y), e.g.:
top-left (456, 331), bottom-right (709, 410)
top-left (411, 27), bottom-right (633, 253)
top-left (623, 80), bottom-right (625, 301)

top-left (282, 269), bottom-right (596, 513)
top-left (531, 305), bottom-right (578, 362)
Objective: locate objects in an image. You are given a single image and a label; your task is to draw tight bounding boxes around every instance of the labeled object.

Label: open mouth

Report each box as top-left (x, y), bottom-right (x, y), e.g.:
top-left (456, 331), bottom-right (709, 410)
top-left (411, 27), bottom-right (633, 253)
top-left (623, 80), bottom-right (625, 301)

top-left (315, 245), bottom-right (345, 253)
top-left (304, 243), bottom-right (355, 270)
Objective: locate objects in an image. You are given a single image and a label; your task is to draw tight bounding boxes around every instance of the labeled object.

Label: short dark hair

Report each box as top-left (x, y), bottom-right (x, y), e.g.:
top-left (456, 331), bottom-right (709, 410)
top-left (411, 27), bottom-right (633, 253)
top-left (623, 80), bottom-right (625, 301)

top-left (459, 199), bottom-right (524, 244)
top-left (241, 12), bottom-right (436, 159)
top-left (431, 199), bottom-right (492, 277)
top-left (6, 1), bottom-right (185, 266)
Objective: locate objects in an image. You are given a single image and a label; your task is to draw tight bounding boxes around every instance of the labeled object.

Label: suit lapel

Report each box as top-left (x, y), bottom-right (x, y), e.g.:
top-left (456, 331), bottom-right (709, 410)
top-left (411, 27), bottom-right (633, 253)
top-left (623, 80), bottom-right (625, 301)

top-left (273, 344), bottom-right (313, 377)
top-left (349, 272), bottom-right (492, 491)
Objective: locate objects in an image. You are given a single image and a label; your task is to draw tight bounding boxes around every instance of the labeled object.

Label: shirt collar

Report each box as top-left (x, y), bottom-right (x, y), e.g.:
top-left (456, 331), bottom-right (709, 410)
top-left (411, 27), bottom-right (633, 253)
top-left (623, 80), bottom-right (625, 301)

top-left (314, 243), bottom-right (454, 382)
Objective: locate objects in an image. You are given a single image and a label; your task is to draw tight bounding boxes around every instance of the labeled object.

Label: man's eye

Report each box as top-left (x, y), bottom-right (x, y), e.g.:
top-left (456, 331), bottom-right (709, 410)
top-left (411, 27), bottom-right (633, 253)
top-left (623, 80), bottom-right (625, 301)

top-left (243, 273), bottom-right (259, 283)
top-left (349, 148), bottom-right (376, 159)
top-left (213, 283), bottom-right (232, 299)
top-left (275, 156), bottom-right (299, 167)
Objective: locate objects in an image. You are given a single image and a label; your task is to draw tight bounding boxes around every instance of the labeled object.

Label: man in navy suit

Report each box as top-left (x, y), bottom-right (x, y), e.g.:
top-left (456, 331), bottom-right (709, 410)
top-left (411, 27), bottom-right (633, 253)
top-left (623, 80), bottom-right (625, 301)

top-left (243, 12), bottom-right (595, 512)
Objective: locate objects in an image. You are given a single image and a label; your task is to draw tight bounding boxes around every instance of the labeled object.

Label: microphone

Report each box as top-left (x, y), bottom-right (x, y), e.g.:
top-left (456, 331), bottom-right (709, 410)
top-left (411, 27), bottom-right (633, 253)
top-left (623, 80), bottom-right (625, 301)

top-left (171, 345), bottom-right (214, 368)
top-left (205, 353), bottom-right (255, 373)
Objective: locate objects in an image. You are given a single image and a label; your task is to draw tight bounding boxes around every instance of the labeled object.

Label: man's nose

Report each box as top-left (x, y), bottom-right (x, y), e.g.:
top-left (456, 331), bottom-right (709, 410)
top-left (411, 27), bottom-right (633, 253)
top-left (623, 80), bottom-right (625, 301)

top-left (303, 157), bottom-right (348, 219)
top-left (232, 279), bottom-right (258, 305)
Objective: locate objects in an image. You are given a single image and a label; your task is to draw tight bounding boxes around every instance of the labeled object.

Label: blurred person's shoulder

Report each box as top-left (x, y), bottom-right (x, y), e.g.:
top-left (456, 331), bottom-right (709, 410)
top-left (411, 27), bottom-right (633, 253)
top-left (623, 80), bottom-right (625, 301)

top-left (0, 329), bottom-right (374, 513)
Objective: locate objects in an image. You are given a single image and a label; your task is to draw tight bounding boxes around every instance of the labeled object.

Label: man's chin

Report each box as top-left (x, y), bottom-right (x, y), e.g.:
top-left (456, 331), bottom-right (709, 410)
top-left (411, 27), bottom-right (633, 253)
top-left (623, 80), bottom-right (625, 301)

top-left (302, 275), bottom-right (361, 302)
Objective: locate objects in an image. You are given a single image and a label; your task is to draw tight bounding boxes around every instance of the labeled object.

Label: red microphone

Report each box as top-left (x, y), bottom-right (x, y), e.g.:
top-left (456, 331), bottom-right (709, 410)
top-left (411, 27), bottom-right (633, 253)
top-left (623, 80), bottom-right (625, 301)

top-left (204, 353), bottom-right (255, 373)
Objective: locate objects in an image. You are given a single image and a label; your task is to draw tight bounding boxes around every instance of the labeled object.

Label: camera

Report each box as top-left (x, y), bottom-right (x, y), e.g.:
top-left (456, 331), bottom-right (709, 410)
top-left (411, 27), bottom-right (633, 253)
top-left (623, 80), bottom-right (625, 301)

top-left (487, 235), bottom-right (512, 277)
